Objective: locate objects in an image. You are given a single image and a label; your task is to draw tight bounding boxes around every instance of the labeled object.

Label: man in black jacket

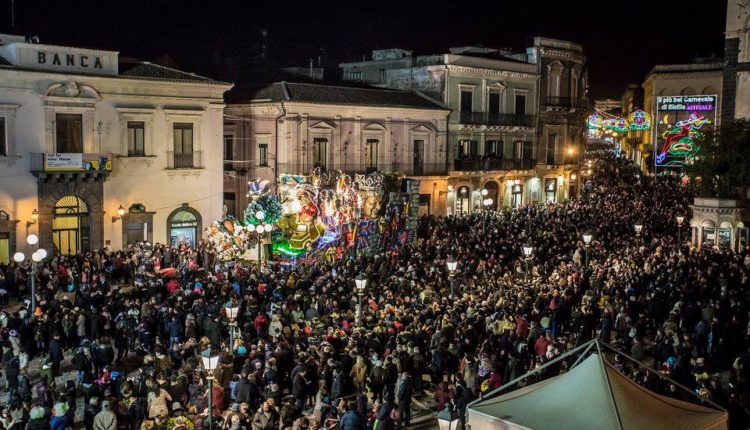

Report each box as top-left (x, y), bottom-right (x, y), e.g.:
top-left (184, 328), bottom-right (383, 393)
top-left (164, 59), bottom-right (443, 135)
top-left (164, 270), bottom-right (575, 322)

top-left (73, 347), bottom-right (91, 385)
top-left (397, 371), bottom-right (412, 428)
top-left (291, 368), bottom-right (308, 411)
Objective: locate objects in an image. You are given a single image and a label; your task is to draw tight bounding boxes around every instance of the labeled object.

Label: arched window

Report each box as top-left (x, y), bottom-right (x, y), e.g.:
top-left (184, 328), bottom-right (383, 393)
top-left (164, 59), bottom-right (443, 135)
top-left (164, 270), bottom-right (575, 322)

top-left (456, 186), bottom-right (470, 214)
top-left (53, 195), bottom-right (90, 255)
top-left (129, 203), bottom-right (146, 213)
top-left (702, 220), bottom-right (716, 245)
top-left (167, 205), bottom-right (202, 247)
top-left (719, 221), bottom-right (733, 249)
top-left (482, 181), bottom-right (499, 211)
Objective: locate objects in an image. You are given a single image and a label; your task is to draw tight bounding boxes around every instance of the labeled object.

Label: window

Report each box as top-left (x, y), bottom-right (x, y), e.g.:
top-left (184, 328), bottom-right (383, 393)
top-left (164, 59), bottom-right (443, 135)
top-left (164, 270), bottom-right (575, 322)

top-left (173, 123), bottom-right (194, 168)
top-left (0, 117), bottom-right (5, 156)
top-left (546, 134), bottom-right (557, 164)
top-left (485, 140), bottom-right (501, 155)
top-left (379, 69), bottom-right (386, 83)
top-left (545, 178), bottom-right (557, 203)
top-left (0, 210), bottom-right (8, 220)
top-left (511, 184), bottom-right (523, 208)
top-left (488, 92), bottom-right (501, 114)
top-left (313, 138), bottom-right (327, 168)
top-left (127, 121), bottom-right (145, 156)
top-left (458, 139), bottom-right (478, 156)
top-left (515, 94), bottom-right (527, 115)
top-left (56, 113), bottom-right (83, 153)
top-left (223, 135), bottom-right (233, 171)
top-left (258, 144), bottom-right (268, 166)
top-left (456, 186), bottom-right (470, 213)
top-left (522, 141), bottom-right (533, 160)
top-left (460, 90), bottom-right (473, 113)
top-left (224, 192), bottom-right (236, 217)
top-left (348, 71), bottom-right (362, 81)
top-left (366, 139), bottom-right (379, 169)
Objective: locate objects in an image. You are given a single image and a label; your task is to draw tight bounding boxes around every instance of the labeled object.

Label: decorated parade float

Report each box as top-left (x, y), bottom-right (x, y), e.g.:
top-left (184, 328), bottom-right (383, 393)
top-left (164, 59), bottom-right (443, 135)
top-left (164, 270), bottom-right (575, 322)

top-left (205, 170), bottom-right (419, 267)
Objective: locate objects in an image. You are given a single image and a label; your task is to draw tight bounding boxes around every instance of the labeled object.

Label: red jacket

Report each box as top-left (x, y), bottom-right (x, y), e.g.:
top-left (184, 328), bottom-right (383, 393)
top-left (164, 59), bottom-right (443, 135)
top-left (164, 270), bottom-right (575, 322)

top-left (534, 336), bottom-right (551, 357)
top-left (254, 314), bottom-right (268, 332)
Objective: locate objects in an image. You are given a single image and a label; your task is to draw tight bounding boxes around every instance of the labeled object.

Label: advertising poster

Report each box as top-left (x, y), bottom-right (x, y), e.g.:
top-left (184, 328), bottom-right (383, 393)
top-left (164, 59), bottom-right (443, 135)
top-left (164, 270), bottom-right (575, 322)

top-left (653, 95), bottom-right (717, 171)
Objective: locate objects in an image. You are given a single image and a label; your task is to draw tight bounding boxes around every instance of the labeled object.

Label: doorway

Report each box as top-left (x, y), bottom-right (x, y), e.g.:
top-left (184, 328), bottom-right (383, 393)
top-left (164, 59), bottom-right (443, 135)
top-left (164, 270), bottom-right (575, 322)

top-left (52, 196), bottom-right (90, 255)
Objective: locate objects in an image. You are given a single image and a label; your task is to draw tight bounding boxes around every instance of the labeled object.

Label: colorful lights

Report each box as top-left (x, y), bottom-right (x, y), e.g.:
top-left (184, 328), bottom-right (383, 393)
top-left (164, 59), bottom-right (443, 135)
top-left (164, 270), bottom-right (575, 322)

top-left (627, 110), bottom-right (651, 131)
top-left (656, 112), bottom-right (709, 166)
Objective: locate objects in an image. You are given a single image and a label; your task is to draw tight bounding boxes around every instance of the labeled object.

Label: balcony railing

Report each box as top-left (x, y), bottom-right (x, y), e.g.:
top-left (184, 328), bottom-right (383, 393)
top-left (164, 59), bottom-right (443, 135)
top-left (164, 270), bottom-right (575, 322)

top-left (275, 162), bottom-right (448, 176)
top-left (30, 153), bottom-right (113, 173)
top-left (459, 112), bottom-right (536, 127)
top-left (453, 157), bottom-right (536, 171)
top-left (167, 150), bottom-right (203, 169)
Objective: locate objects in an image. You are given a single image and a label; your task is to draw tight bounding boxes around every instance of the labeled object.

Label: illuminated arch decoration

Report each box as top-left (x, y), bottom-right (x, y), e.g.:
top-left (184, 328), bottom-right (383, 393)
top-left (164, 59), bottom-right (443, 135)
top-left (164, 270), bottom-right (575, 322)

top-left (627, 110), bottom-right (651, 131)
top-left (587, 113), bottom-right (603, 129)
top-left (614, 117), bottom-right (628, 133)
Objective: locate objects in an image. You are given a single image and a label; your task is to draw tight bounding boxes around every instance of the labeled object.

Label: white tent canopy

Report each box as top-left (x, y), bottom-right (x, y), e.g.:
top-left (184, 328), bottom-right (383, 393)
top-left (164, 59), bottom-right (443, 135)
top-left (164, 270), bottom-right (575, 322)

top-left (468, 352), bottom-right (727, 430)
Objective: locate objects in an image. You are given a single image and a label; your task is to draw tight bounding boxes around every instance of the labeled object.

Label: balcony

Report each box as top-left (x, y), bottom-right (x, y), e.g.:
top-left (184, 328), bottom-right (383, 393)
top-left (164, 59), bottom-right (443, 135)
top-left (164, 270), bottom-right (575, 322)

top-left (167, 150), bottom-right (203, 169)
top-left (459, 112), bottom-right (536, 127)
top-left (276, 162), bottom-right (448, 176)
top-left (453, 157), bottom-right (536, 172)
top-left (30, 153), bottom-right (113, 182)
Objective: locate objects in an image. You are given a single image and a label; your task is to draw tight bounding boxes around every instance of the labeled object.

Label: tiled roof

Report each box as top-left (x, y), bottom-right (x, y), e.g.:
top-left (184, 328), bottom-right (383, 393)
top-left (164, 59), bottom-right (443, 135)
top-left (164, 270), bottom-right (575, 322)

top-left (231, 82), bottom-right (445, 109)
top-left (118, 61), bottom-right (230, 85)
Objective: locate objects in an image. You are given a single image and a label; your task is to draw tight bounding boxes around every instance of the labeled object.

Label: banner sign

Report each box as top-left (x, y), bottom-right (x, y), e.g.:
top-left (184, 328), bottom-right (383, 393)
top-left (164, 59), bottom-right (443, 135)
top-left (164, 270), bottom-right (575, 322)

top-left (44, 153), bottom-right (112, 172)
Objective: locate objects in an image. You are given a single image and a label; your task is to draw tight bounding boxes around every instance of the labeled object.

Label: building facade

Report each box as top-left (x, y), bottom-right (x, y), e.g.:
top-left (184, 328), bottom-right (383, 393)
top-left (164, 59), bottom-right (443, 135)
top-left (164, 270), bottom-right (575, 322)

top-left (339, 38), bottom-right (587, 213)
top-left (725, 0), bottom-right (750, 121)
top-left (0, 35), bottom-right (232, 262)
top-left (223, 82), bottom-right (450, 216)
top-left (639, 62), bottom-right (723, 172)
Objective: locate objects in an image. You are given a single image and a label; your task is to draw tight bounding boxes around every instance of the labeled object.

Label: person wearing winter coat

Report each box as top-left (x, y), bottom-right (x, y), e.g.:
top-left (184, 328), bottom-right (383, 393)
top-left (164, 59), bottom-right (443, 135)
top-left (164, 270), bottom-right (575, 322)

top-left (93, 400), bottom-right (117, 430)
top-left (292, 369), bottom-right (308, 411)
top-left (24, 406), bottom-right (48, 430)
top-left (350, 356), bottom-right (367, 392)
top-left (73, 347), bottom-right (91, 385)
top-left (147, 387), bottom-right (172, 419)
top-left (396, 372), bottom-right (412, 428)
top-left (251, 400), bottom-right (279, 430)
top-left (338, 401), bottom-right (361, 430)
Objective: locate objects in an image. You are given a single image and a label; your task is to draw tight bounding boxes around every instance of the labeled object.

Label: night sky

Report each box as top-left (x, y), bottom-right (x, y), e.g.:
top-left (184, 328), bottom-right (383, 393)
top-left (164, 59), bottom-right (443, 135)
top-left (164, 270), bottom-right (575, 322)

top-left (0, 0), bottom-right (728, 100)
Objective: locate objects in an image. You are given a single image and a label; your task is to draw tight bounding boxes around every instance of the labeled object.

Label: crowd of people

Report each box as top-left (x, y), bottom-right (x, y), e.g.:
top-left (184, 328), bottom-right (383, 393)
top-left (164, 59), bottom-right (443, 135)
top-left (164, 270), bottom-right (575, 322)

top-left (0, 149), bottom-right (749, 430)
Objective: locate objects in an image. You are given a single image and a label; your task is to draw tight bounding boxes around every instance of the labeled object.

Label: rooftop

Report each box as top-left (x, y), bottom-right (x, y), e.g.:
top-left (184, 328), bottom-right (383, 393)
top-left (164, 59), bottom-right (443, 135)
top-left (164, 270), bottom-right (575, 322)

top-left (229, 81), bottom-right (446, 110)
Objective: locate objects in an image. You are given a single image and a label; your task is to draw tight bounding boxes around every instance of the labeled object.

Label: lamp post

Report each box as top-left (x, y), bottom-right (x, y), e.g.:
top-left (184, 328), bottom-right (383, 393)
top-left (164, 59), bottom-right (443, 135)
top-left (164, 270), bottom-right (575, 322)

top-left (225, 303), bottom-right (239, 351)
top-left (13, 234), bottom-right (46, 313)
top-left (522, 243), bottom-right (533, 278)
top-left (354, 273), bottom-right (367, 326)
top-left (676, 214), bottom-right (685, 244)
top-left (446, 257), bottom-right (457, 297)
top-left (254, 212), bottom-right (274, 269)
top-left (202, 347), bottom-right (219, 429)
top-left (437, 404), bottom-right (462, 430)
top-left (582, 232), bottom-right (592, 268)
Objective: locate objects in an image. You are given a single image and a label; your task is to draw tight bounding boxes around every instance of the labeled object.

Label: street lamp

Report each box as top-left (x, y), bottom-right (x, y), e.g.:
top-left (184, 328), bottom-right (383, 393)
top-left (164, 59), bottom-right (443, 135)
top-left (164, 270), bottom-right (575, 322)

top-left (437, 405), bottom-right (461, 430)
top-left (481, 188), bottom-right (488, 197)
top-left (582, 232), bottom-right (593, 268)
top-left (354, 273), bottom-right (367, 326)
top-left (634, 223), bottom-right (643, 236)
top-left (14, 236), bottom-right (47, 316)
top-left (254, 215), bottom-right (274, 269)
top-left (201, 347), bottom-right (219, 429)
top-left (446, 257), bottom-right (457, 297)
top-left (225, 303), bottom-right (240, 351)
top-left (25, 209), bottom-right (39, 233)
top-left (111, 205), bottom-right (126, 223)
top-left (522, 243), bottom-right (533, 277)
top-left (676, 214), bottom-right (685, 244)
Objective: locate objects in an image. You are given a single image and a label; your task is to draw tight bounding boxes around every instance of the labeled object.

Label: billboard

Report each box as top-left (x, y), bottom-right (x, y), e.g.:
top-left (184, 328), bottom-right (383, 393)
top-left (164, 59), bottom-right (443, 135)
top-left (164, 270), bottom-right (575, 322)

top-left (654, 95), bottom-right (717, 170)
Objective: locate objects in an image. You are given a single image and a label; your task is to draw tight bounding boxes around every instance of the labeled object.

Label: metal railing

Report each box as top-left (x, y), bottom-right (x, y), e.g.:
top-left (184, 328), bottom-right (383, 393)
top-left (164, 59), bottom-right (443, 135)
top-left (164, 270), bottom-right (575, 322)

top-left (459, 112), bottom-right (536, 127)
top-left (275, 162), bottom-right (448, 176)
top-left (167, 151), bottom-right (203, 169)
top-left (453, 157), bottom-right (536, 171)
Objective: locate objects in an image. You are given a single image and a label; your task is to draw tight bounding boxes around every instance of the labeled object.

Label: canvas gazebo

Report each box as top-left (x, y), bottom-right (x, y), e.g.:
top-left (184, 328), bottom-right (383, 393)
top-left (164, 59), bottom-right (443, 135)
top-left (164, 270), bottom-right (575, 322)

top-left (467, 341), bottom-right (727, 430)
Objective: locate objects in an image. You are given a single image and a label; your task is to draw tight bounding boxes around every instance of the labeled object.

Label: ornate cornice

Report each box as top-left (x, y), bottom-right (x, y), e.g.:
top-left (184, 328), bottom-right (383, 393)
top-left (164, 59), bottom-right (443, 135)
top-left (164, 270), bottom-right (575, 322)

top-left (447, 65), bottom-right (538, 81)
top-left (538, 47), bottom-right (585, 63)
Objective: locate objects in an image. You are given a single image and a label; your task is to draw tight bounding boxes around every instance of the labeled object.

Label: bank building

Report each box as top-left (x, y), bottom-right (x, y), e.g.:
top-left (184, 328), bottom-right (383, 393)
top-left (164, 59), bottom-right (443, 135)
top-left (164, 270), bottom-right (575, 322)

top-left (0, 34), bottom-right (232, 262)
